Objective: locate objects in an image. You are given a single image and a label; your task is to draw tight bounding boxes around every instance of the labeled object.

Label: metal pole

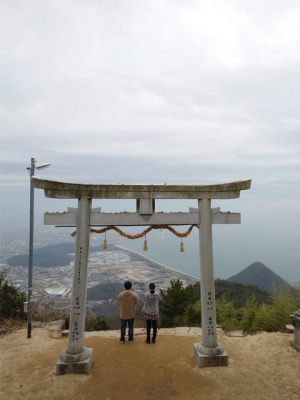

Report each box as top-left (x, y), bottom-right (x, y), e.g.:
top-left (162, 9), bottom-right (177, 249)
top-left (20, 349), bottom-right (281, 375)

top-left (27, 157), bottom-right (35, 338)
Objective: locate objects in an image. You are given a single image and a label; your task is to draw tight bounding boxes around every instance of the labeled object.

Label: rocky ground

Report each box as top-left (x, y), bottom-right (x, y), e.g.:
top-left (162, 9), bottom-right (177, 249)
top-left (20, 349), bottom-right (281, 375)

top-left (0, 324), bottom-right (299, 400)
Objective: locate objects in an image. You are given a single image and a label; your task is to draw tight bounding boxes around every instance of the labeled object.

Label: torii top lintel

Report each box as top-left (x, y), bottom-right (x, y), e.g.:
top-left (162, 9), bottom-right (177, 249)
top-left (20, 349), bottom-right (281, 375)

top-left (32, 177), bottom-right (251, 200)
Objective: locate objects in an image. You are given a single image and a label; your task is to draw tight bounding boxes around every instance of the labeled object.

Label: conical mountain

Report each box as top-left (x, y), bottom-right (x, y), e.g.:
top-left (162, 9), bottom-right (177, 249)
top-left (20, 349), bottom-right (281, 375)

top-left (227, 262), bottom-right (292, 294)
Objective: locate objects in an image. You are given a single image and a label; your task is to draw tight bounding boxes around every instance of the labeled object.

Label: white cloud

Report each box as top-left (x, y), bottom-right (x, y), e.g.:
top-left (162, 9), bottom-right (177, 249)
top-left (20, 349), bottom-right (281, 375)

top-left (179, 0), bottom-right (247, 67)
top-left (0, 0), bottom-right (299, 187)
top-left (1, 1), bottom-right (299, 283)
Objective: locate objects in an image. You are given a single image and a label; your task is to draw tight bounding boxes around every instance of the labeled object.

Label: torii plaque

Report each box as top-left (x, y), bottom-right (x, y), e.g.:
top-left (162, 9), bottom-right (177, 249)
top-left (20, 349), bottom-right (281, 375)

top-left (32, 177), bottom-right (251, 373)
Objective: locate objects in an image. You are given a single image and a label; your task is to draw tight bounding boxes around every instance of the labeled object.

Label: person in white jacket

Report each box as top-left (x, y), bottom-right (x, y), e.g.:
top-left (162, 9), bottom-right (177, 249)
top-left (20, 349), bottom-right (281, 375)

top-left (142, 282), bottom-right (160, 344)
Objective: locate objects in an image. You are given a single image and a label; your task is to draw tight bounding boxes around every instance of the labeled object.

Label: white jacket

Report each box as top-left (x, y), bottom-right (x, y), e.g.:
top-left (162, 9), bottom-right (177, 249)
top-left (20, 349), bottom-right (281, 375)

top-left (142, 291), bottom-right (160, 315)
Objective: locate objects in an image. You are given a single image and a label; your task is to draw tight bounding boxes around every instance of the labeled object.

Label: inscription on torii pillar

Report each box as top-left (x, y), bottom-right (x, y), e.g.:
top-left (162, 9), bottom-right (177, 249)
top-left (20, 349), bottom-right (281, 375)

top-left (32, 177), bottom-right (251, 373)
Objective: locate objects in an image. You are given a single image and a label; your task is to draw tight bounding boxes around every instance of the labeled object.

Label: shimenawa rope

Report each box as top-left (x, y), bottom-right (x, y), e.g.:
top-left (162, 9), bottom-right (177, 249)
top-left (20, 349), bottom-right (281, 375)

top-left (70, 224), bottom-right (199, 252)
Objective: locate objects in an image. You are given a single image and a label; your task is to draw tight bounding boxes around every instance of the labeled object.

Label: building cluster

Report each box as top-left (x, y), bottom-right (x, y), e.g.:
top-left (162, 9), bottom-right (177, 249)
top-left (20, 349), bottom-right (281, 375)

top-left (1, 227), bottom-right (197, 311)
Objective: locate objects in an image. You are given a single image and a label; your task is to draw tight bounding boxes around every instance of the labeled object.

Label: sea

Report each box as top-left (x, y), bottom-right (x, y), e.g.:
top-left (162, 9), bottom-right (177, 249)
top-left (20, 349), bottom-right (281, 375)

top-left (115, 229), bottom-right (201, 279)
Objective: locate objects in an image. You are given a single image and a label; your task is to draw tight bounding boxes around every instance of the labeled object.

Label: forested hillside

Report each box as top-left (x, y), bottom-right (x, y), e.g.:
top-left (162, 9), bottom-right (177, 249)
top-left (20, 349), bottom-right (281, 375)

top-left (87, 282), bottom-right (125, 301)
top-left (159, 279), bottom-right (300, 333)
top-left (193, 279), bottom-right (272, 308)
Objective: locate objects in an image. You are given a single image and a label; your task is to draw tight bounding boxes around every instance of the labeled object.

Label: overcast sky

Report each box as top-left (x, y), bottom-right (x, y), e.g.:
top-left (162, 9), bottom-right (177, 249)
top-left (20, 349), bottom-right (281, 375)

top-left (1, 0), bottom-right (299, 282)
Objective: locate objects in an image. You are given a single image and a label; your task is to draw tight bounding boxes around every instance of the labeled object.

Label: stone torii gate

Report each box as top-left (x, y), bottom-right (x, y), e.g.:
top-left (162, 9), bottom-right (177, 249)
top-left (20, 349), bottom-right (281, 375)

top-left (32, 177), bottom-right (251, 374)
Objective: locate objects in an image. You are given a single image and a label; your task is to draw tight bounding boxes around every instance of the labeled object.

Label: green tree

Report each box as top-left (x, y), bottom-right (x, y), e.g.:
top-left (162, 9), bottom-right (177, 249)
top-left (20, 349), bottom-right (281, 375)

top-left (0, 269), bottom-right (7, 286)
top-left (253, 303), bottom-right (273, 332)
top-left (240, 294), bottom-right (258, 333)
top-left (216, 294), bottom-right (241, 331)
top-left (253, 286), bottom-right (300, 333)
top-left (294, 285), bottom-right (300, 309)
top-left (0, 269), bottom-right (27, 320)
top-left (184, 301), bottom-right (201, 327)
top-left (160, 280), bottom-right (197, 327)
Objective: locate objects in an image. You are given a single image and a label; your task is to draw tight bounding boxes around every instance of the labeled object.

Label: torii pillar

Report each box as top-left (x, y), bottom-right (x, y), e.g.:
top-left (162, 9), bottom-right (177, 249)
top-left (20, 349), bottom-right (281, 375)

top-left (57, 197), bottom-right (93, 374)
top-left (32, 177), bottom-right (251, 373)
top-left (193, 198), bottom-right (227, 366)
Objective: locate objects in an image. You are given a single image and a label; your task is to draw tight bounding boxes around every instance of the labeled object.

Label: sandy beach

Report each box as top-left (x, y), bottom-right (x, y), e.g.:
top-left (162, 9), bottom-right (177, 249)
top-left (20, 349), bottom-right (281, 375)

top-left (115, 244), bottom-right (198, 282)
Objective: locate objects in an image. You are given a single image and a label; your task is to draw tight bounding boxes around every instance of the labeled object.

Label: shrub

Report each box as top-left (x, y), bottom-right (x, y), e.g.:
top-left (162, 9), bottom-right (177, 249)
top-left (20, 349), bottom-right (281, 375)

top-left (216, 295), bottom-right (241, 332)
top-left (0, 269), bottom-right (27, 320)
top-left (85, 314), bottom-right (109, 331)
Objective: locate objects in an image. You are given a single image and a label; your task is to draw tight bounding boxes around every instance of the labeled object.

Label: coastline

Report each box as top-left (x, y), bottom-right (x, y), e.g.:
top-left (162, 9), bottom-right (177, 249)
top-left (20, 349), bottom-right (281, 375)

top-left (115, 244), bottom-right (198, 281)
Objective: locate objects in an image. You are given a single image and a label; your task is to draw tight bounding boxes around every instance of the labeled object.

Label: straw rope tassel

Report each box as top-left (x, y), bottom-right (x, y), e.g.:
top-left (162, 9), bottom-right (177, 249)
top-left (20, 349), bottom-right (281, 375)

top-left (103, 232), bottom-right (108, 250)
top-left (180, 238), bottom-right (184, 252)
top-left (143, 235), bottom-right (148, 251)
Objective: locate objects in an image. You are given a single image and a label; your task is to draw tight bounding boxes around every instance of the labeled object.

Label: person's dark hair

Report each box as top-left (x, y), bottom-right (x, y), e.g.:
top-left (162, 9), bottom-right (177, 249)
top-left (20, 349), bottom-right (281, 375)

top-left (124, 281), bottom-right (132, 290)
top-left (149, 282), bottom-right (155, 294)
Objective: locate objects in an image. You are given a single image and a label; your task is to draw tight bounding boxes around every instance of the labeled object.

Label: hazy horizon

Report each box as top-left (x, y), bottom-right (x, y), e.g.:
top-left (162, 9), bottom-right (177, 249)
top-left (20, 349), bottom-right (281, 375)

top-left (2, 221), bottom-right (299, 285)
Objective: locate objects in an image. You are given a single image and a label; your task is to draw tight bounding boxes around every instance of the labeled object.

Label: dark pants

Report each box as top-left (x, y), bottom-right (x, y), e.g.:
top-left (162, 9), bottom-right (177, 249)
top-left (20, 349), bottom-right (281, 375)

top-left (120, 318), bottom-right (134, 342)
top-left (146, 319), bottom-right (157, 340)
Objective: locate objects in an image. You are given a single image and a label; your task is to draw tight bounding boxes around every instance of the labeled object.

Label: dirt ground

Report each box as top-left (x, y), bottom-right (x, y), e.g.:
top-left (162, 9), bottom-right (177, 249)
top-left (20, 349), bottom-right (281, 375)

top-left (0, 327), bottom-right (299, 400)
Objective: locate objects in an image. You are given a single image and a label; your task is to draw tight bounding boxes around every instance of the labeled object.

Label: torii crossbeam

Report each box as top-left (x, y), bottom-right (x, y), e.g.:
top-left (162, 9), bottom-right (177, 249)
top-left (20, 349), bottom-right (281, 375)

top-left (32, 177), bottom-right (251, 374)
